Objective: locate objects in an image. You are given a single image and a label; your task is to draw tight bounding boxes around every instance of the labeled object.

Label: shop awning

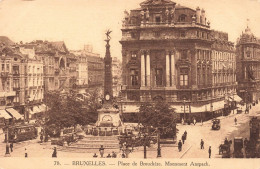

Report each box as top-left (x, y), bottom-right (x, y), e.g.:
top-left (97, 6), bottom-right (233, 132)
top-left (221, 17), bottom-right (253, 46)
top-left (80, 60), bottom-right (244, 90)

top-left (122, 105), bottom-right (140, 113)
top-left (38, 104), bottom-right (47, 112)
top-left (6, 108), bottom-right (23, 120)
top-left (0, 109), bottom-right (12, 119)
top-left (33, 106), bottom-right (42, 114)
top-left (171, 100), bottom-right (225, 113)
top-left (233, 95), bottom-right (243, 103)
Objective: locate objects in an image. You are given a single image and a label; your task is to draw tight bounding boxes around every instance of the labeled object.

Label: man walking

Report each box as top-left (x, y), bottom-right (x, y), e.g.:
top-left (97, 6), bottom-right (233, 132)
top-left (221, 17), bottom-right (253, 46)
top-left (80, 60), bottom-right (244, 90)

top-left (99, 145), bottom-right (105, 158)
top-left (208, 146), bottom-right (211, 158)
top-left (200, 139), bottom-right (204, 149)
top-left (178, 140), bottom-right (182, 152)
top-left (25, 148), bottom-right (28, 158)
top-left (52, 147), bottom-right (57, 157)
top-left (234, 118), bottom-right (237, 125)
top-left (184, 131), bottom-right (187, 140)
top-left (182, 134), bottom-right (185, 144)
top-left (10, 142), bottom-right (13, 152)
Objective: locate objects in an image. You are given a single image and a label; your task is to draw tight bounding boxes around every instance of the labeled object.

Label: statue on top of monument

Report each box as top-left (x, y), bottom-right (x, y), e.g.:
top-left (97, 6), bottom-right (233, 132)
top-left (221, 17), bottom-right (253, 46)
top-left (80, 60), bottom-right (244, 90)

top-left (105, 29), bottom-right (112, 43)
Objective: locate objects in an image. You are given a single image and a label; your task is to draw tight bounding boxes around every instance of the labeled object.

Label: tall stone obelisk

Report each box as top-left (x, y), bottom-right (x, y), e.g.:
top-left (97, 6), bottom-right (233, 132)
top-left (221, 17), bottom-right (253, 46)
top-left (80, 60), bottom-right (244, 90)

top-left (103, 30), bottom-right (113, 103)
top-left (96, 30), bottom-right (123, 128)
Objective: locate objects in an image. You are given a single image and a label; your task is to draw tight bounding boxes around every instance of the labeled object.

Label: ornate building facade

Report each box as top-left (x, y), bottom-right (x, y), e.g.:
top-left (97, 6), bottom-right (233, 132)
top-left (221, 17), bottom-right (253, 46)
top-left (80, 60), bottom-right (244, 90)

top-left (120, 0), bottom-right (237, 122)
top-left (236, 26), bottom-right (260, 103)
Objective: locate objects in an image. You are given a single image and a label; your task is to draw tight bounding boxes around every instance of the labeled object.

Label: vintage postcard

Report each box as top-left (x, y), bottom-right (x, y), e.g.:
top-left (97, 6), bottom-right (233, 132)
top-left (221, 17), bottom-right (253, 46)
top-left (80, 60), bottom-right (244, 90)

top-left (0, 0), bottom-right (259, 169)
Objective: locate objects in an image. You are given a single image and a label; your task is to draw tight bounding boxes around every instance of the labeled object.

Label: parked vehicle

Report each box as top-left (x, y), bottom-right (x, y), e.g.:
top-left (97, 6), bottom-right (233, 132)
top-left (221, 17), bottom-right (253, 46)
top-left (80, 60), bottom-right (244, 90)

top-left (212, 119), bottom-right (221, 130)
top-left (233, 137), bottom-right (244, 158)
top-left (4, 124), bottom-right (37, 143)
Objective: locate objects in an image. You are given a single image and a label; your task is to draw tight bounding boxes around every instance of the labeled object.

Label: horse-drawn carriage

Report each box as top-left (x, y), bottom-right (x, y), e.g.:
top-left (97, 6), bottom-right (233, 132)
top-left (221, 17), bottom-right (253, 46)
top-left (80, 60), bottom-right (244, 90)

top-left (219, 139), bottom-right (232, 158)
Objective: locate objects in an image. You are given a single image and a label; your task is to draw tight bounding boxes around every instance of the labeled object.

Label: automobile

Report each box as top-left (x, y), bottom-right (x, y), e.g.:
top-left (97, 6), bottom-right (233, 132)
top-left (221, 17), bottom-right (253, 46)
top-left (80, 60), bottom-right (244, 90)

top-left (212, 119), bottom-right (221, 130)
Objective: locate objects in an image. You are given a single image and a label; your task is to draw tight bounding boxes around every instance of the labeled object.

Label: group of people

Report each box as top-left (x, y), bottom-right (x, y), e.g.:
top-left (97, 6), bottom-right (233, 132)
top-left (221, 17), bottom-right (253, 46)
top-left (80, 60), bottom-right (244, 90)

top-left (93, 151), bottom-right (117, 158)
top-left (178, 131), bottom-right (187, 152)
top-left (97, 145), bottom-right (131, 158)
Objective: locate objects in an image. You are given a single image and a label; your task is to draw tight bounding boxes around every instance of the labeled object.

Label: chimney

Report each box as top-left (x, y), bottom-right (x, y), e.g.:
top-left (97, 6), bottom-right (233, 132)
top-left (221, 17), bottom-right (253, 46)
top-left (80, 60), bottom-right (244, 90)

top-left (196, 7), bottom-right (201, 24)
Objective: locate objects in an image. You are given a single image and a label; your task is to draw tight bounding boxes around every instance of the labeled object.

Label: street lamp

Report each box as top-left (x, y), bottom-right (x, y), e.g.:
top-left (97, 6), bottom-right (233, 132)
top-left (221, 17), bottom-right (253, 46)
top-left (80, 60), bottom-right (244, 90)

top-left (4, 120), bottom-right (10, 157)
top-left (183, 98), bottom-right (186, 124)
top-left (157, 127), bottom-right (161, 158)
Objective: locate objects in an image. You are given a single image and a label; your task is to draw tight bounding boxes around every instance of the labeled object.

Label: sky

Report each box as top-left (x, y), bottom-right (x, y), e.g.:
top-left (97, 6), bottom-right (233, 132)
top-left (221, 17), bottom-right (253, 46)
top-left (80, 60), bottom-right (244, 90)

top-left (0, 0), bottom-right (260, 59)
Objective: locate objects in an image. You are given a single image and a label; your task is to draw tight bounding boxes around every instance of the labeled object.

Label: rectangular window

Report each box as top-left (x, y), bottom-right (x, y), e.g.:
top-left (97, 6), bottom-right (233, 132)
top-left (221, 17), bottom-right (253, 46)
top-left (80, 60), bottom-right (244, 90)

top-left (6, 64), bottom-right (9, 72)
top-left (130, 69), bottom-right (138, 86)
top-left (180, 50), bottom-right (188, 60)
top-left (2, 64), bottom-right (5, 72)
top-left (155, 16), bottom-right (161, 24)
top-left (180, 68), bottom-right (189, 87)
top-left (155, 68), bottom-right (163, 86)
top-left (13, 66), bottom-right (19, 75)
top-left (13, 79), bottom-right (19, 88)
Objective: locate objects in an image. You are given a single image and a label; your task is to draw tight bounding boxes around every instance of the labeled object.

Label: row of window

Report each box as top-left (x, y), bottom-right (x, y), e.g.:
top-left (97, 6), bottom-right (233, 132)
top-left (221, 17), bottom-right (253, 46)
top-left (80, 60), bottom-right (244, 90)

top-left (244, 47), bottom-right (260, 58)
top-left (212, 51), bottom-right (235, 61)
top-left (129, 68), bottom-right (189, 87)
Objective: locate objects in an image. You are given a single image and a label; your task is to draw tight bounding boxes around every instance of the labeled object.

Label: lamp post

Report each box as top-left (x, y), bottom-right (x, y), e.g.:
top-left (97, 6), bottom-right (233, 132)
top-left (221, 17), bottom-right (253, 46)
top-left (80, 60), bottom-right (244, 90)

top-left (4, 120), bottom-right (10, 157)
top-left (157, 127), bottom-right (161, 158)
top-left (183, 98), bottom-right (186, 124)
top-left (144, 133), bottom-right (147, 159)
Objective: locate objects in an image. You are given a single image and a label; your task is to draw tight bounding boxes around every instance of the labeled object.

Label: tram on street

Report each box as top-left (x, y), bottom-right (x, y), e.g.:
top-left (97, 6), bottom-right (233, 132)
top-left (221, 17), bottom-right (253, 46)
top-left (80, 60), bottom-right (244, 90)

top-left (4, 124), bottom-right (38, 143)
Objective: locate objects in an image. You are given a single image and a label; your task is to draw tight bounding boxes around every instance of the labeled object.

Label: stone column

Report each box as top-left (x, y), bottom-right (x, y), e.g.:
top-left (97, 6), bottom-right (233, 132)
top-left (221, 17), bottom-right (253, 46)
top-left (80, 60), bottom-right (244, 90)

top-left (141, 52), bottom-right (146, 87)
top-left (166, 51), bottom-right (170, 87)
top-left (146, 50), bottom-right (151, 87)
top-left (171, 51), bottom-right (176, 87)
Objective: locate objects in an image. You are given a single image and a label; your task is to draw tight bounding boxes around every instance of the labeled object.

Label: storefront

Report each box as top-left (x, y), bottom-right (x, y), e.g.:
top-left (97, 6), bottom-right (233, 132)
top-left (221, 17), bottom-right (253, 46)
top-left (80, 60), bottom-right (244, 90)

top-left (0, 109), bottom-right (12, 127)
top-left (6, 108), bottom-right (23, 121)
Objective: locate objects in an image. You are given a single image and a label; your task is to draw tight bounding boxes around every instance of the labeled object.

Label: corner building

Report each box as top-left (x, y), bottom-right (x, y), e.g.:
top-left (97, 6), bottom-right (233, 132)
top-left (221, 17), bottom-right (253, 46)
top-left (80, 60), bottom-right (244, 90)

top-left (236, 27), bottom-right (260, 103)
top-left (120, 0), bottom-right (237, 122)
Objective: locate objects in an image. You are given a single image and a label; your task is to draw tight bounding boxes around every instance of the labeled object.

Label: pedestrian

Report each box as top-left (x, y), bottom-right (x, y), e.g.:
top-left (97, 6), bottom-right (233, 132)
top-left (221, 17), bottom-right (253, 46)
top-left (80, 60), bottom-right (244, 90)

top-left (200, 139), bottom-right (204, 149)
top-left (178, 140), bottom-right (182, 152)
top-left (99, 145), bottom-right (105, 158)
top-left (25, 148), bottom-right (28, 158)
top-left (112, 151), bottom-right (117, 158)
top-left (193, 118), bottom-right (196, 125)
top-left (184, 131), bottom-right (187, 140)
top-left (121, 153), bottom-right (126, 158)
top-left (208, 146), bottom-right (211, 158)
top-left (93, 153), bottom-right (98, 158)
top-left (181, 118), bottom-right (184, 125)
top-left (234, 118), bottom-right (237, 125)
top-left (125, 146), bottom-right (131, 158)
top-left (224, 138), bottom-right (229, 145)
top-left (40, 134), bottom-right (43, 143)
top-left (10, 142), bottom-right (13, 152)
top-left (182, 134), bottom-right (185, 144)
top-left (52, 147), bottom-right (57, 157)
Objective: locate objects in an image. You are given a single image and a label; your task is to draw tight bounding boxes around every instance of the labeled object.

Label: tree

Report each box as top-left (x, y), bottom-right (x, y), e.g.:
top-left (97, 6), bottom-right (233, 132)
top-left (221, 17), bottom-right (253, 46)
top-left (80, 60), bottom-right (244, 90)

top-left (138, 101), bottom-right (178, 158)
top-left (139, 101), bottom-right (177, 129)
top-left (43, 90), bottom-right (101, 136)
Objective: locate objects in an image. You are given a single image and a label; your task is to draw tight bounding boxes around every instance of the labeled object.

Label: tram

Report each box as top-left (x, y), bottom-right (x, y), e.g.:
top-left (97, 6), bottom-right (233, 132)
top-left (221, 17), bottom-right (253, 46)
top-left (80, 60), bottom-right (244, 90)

top-left (4, 124), bottom-right (38, 143)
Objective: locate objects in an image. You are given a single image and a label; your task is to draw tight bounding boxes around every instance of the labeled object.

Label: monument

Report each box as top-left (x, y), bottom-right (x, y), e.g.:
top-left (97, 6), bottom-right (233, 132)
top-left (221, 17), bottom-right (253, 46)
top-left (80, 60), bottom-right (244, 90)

top-left (95, 30), bottom-right (123, 129)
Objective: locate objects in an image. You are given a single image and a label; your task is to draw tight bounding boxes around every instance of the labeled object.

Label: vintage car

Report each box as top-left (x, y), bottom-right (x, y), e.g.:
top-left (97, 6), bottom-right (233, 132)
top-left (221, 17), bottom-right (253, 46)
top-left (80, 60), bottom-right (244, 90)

top-left (212, 119), bottom-right (221, 130)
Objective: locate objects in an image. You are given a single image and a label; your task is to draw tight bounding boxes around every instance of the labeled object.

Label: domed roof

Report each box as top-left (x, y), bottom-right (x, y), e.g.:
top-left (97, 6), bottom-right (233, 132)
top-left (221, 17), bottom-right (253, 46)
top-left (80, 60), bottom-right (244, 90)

top-left (244, 26), bottom-right (253, 36)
